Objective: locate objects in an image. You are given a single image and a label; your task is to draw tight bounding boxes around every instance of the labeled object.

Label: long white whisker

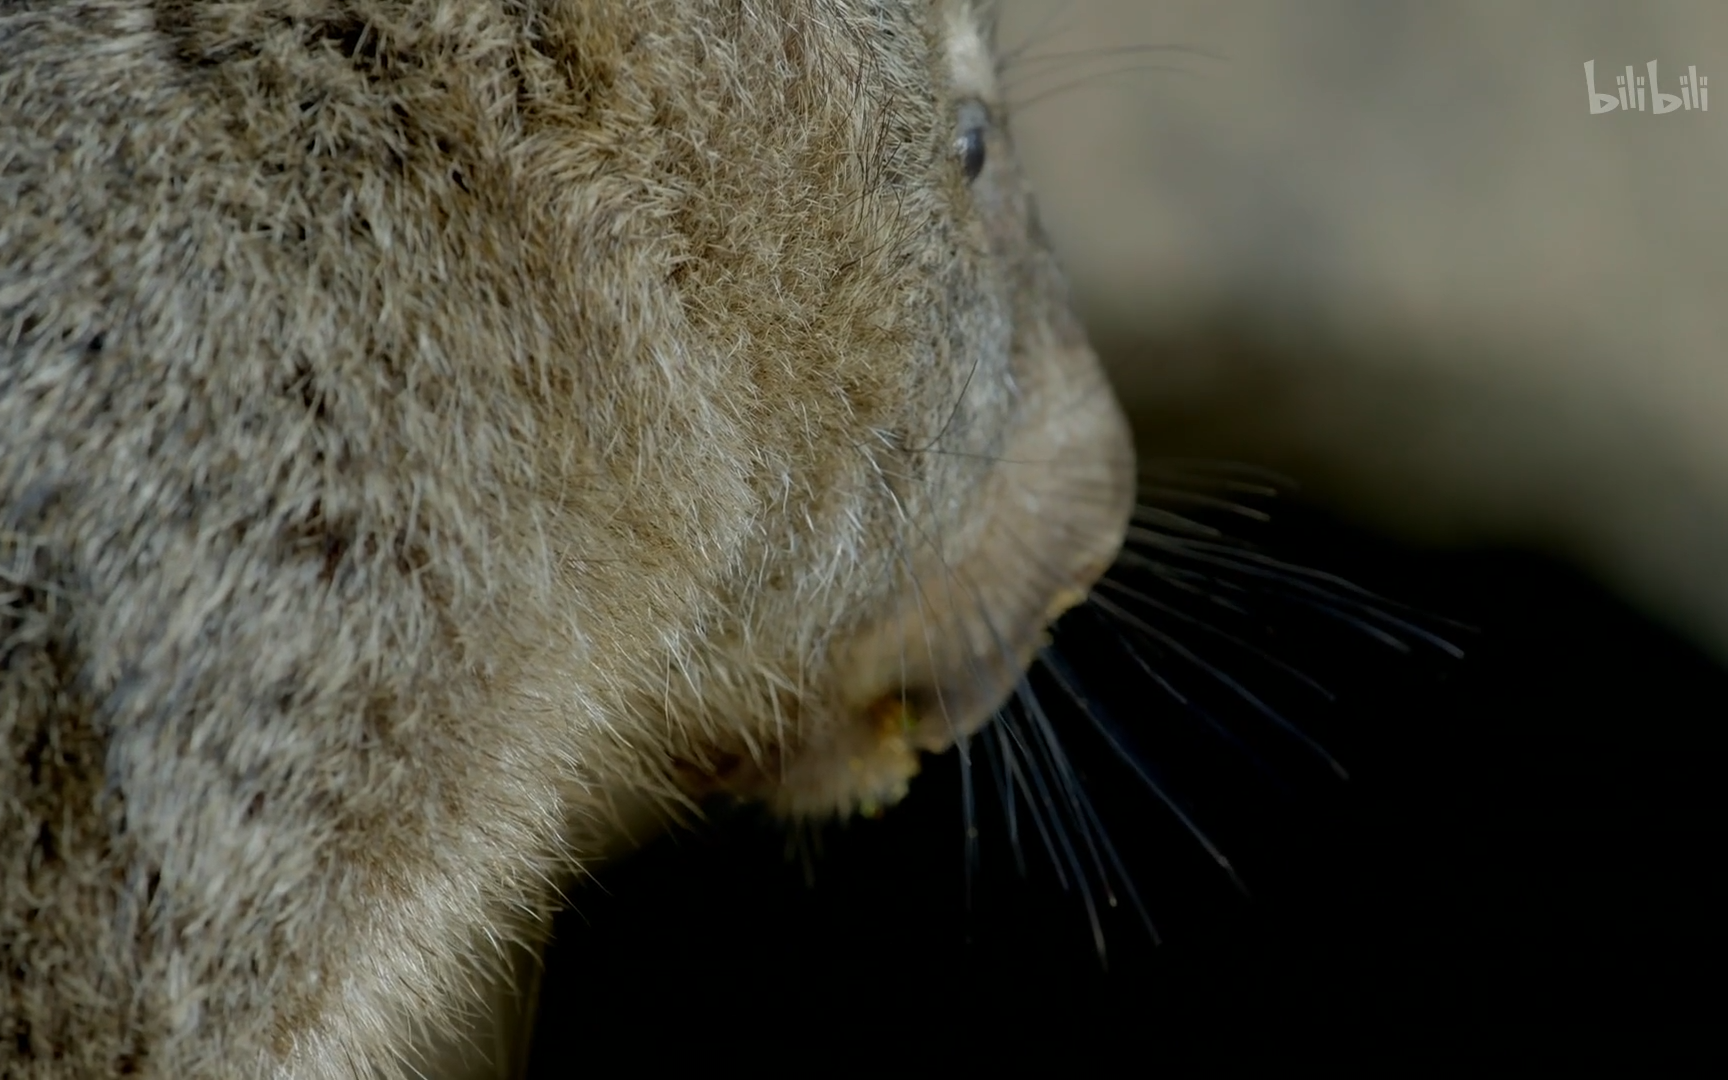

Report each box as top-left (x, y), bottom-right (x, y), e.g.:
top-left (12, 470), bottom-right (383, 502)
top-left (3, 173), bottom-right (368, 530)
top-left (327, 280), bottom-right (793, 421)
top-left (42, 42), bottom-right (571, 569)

top-left (980, 723), bottom-right (1027, 878)
top-left (1038, 648), bottom-right (1246, 895)
top-left (1097, 574), bottom-right (1337, 700)
top-left (1000, 696), bottom-right (1107, 960)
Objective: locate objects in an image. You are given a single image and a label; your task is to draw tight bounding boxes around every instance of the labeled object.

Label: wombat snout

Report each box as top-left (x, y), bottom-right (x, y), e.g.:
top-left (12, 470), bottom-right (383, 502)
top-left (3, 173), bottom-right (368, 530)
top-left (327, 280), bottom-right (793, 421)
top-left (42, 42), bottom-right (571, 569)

top-left (771, 343), bottom-right (1136, 818)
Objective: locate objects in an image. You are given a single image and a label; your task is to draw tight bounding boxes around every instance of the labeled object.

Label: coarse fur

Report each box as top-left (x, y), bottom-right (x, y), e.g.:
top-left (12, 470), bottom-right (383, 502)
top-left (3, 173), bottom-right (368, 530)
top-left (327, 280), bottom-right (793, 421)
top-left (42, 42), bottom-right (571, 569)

top-left (0, 1), bottom-right (1133, 1075)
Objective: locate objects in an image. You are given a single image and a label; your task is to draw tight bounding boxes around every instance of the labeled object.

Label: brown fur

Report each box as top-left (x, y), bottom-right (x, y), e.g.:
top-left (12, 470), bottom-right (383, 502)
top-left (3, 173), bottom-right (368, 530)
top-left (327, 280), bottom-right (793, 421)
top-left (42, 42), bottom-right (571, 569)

top-left (0, 1), bottom-right (1132, 1075)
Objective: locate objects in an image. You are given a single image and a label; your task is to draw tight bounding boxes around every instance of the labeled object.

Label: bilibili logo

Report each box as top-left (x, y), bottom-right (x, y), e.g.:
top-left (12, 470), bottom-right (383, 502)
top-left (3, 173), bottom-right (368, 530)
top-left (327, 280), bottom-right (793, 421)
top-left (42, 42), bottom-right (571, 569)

top-left (1585, 60), bottom-right (1709, 114)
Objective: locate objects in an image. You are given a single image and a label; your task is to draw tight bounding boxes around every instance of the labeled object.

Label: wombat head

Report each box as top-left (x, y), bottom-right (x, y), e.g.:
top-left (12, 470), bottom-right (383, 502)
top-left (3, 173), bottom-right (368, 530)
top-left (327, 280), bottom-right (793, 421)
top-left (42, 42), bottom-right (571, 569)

top-left (631, 2), bottom-right (1137, 821)
top-left (1, 0), bottom-right (1130, 1073)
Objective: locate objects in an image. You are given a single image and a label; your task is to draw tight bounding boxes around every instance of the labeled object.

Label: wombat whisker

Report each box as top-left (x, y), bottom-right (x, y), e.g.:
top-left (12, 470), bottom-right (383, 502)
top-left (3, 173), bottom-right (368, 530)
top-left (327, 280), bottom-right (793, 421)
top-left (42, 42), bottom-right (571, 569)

top-left (978, 722), bottom-right (1027, 878)
top-left (1113, 547), bottom-right (1259, 609)
top-left (879, 484), bottom-right (1047, 914)
top-left (882, 511), bottom-right (1149, 946)
top-left (997, 693), bottom-right (1107, 956)
top-left (1008, 64), bottom-right (1202, 113)
top-left (994, 0), bottom-right (1083, 69)
top-left (1128, 505), bottom-right (1225, 543)
top-left (989, 714), bottom-right (1070, 892)
top-left (789, 818), bottom-right (820, 890)
top-left (1085, 605), bottom-right (1297, 793)
top-left (1095, 575), bottom-right (1336, 701)
top-left (1129, 534), bottom-right (1467, 657)
top-left (1105, 501), bottom-right (1403, 763)
top-left (1062, 743), bottom-right (1159, 947)
top-left (1018, 675), bottom-right (1160, 955)
top-left (1089, 589), bottom-right (1346, 778)
top-left (900, 510), bottom-right (1074, 906)
top-left (1284, 595), bottom-right (1438, 657)
top-left (1000, 42), bottom-right (1226, 76)
top-left (1099, 552), bottom-right (1327, 694)
top-left (988, 473), bottom-right (1466, 964)
top-left (958, 730), bottom-right (979, 908)
top-left (1136, 486), bottom-right (1274, 523)
top-left (900, 349), bottom-right (984, 458)
top-left (953, 525), bottom-right (1099, 898)
top-left (1138, 458), bottom-right (1298, 495)
top-left (1126, 531), bottom-right (1351, 591)
top-left (1037, 648), bottom-right (1246, 895)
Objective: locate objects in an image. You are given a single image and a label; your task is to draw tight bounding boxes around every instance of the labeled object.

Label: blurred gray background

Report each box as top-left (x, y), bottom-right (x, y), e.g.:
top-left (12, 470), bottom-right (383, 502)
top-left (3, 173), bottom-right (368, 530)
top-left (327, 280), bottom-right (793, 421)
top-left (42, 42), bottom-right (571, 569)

top-left (1000, 1), bottom-right (1728, 658)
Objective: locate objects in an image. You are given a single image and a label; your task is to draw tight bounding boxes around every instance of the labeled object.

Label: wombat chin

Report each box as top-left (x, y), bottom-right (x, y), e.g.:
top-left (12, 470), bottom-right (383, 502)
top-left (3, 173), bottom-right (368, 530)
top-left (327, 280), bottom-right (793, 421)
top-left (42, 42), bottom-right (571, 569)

top-left (1, 1), bottom-right (1132, 1076)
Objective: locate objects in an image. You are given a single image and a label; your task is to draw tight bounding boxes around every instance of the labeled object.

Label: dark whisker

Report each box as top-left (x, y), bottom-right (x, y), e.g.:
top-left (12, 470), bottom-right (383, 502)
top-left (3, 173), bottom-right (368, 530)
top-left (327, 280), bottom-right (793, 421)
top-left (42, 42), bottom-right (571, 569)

top-left (1008, 63), bottom-right (1202, 113)
top-left (994, 0), bottom-right (1083, 69)
top-left (1001, 43), bottom-right (1227, 74)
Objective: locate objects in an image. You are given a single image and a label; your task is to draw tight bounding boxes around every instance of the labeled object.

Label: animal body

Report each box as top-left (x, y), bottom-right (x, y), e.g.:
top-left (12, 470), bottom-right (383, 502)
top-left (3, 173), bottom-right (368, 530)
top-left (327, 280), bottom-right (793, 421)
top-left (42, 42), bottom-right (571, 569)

top-left (0, 1), bottom-right (1133, 1075)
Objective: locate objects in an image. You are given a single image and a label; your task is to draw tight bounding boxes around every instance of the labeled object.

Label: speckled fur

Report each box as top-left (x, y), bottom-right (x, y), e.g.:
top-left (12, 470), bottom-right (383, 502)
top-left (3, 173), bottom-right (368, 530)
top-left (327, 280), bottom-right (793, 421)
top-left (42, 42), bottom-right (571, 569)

top-left (0, 1), bottom-right (1132, 1075)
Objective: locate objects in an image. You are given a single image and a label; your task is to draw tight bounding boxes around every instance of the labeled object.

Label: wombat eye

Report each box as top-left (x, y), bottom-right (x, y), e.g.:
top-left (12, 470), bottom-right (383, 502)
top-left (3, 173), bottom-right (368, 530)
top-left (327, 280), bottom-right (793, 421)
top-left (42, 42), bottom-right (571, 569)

top-left (955, 100), bottom-right (988, 183)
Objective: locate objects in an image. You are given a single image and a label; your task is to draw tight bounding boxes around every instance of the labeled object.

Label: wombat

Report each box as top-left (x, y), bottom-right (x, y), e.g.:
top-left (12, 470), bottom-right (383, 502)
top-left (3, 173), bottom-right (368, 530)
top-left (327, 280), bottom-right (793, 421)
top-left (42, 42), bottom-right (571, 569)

top-left (0, 1), bottom-right (1134, 1075)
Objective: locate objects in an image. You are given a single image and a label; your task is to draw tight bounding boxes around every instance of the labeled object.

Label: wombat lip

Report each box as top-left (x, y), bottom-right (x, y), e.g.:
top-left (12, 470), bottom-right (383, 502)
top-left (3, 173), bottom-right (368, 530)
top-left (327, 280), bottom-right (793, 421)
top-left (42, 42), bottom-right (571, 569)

top-left (867, 694), bottom-right (919, 738)
top-left (887, 621), bottom-right (1070, 755)
top-left (841, 564), bottom-right (1119, 760)
top-left (1042, 583), bottom-right (1093, 626)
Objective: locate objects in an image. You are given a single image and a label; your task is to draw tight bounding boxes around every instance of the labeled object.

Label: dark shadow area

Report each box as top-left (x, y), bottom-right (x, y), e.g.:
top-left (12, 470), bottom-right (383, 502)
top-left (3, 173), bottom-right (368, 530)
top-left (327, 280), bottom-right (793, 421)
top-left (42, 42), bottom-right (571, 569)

top-left (527, 495), bottom-right (1721, 1068)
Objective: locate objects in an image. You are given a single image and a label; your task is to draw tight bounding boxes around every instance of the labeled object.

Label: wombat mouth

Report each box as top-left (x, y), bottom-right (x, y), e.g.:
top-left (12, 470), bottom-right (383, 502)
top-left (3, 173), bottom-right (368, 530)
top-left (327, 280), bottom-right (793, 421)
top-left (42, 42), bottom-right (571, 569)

top-left (675, 531), bottom-right (1128, 824)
